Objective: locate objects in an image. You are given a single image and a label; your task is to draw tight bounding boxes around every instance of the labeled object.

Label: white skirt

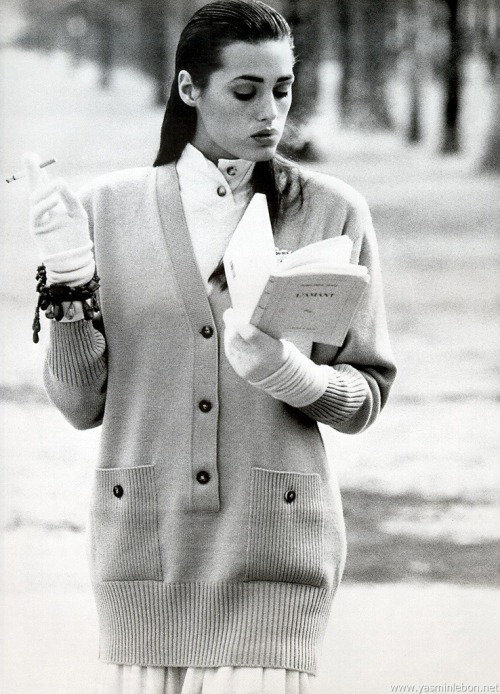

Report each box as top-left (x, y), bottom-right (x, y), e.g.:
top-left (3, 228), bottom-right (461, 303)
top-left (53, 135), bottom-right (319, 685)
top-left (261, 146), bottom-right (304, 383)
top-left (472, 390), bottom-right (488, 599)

top-left (95, 664), bottom-right (315, 694)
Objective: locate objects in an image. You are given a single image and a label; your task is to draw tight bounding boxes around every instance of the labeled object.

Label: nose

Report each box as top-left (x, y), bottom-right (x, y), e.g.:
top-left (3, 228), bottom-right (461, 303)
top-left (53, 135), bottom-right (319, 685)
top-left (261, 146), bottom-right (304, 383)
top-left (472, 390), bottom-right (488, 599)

top-left (258, 91), bottom-right (279, 123)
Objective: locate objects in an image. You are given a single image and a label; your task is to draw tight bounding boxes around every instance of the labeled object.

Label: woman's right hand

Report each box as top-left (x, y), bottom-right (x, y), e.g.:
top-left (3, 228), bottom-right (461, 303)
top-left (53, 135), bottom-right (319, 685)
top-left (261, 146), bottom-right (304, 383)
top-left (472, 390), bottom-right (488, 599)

top-left (24, 153), bottom-right (95, 286)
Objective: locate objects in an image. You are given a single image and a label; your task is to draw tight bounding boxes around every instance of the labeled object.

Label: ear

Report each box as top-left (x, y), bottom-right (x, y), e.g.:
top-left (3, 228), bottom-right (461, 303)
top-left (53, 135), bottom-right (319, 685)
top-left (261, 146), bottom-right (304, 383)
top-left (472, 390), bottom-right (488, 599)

top-left (178, 70), bottom-right (201, 107)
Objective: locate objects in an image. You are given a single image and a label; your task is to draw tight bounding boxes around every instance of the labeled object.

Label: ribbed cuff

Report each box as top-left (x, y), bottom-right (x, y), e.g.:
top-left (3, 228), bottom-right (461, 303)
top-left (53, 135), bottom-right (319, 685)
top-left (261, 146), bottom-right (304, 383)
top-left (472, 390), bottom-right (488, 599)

top-left (249, 341), bottom-right (329, 408)
top-left (47, 319), bottom-right (106, 386)
top-left (299, 363), bottom-right (368, 425)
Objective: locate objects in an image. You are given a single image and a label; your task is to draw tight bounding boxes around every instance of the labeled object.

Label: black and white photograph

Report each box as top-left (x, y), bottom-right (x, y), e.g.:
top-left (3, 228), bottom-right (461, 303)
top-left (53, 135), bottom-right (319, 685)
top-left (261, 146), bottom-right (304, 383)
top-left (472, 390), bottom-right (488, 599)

top-left (0, 1), bottom-right (499, 693)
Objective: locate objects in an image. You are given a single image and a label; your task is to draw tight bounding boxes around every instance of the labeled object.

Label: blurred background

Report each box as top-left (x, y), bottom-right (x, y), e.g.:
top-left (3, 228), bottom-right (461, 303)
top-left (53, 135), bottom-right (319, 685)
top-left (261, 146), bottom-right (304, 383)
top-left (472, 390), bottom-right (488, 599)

top-left (0, 1), bottom-right (499, 693)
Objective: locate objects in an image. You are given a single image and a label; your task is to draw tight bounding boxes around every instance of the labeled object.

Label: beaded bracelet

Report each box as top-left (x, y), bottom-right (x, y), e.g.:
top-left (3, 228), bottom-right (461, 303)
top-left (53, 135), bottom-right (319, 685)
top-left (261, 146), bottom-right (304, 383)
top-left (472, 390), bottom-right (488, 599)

top-left (32, 264), bottom-right (101, 344)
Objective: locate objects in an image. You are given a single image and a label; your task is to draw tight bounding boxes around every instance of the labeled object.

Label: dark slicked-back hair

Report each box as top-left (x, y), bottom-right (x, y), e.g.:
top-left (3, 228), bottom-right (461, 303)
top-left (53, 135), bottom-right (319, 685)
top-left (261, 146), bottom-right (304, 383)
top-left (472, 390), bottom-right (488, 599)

top-left (154, 0), bottom-right (293, 167)
top-left (154, 0), bottom-right (303, 286)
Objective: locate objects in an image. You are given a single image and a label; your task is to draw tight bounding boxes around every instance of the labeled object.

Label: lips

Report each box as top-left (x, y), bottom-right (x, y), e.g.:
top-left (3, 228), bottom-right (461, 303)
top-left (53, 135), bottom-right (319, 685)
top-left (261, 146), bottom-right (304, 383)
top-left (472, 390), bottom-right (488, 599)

top-left (251, 129), bottom-right (280, 144)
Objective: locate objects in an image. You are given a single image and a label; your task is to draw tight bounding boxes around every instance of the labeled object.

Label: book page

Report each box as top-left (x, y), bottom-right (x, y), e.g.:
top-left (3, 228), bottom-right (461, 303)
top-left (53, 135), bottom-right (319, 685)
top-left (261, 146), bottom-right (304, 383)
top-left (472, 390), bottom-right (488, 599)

top-left (223, 193), bottom-right (276, 321)
top-left (278, 235), bottom-right (353, 273)
top-left (279, 263), bottom-right (368, 278)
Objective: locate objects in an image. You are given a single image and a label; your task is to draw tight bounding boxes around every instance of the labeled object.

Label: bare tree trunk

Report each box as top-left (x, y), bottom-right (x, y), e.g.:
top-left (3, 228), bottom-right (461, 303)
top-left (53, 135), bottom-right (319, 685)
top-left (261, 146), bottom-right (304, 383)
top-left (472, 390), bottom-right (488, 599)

top-left (336, 0), bottom-right (392, 129)
top-left (281, 0), bottom-right (322, 158)
top-left (401, 0), bottom-right (423, 143)
top-left (479, 0), bottom-right (500, 170)
top-left (480, 76), bottom-right (500, 169)
top-left (365, 0), bottom-right (392, 128)
top-left (96, 11), bottom-right (113, 89)
top-left (337, 0), bottom-right (353, 125)
top-left (441, 0), bottom-right (463, 152)
top-left (139, 0), bottom-right (169, 105)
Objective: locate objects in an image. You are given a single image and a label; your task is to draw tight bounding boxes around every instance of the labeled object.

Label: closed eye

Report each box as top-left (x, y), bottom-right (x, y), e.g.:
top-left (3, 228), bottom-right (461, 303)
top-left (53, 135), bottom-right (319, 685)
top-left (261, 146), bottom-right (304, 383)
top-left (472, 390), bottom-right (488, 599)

top-left (234, 89), bottom-right (291, 101)
top-left (234, 92), bottom-right (255, 101)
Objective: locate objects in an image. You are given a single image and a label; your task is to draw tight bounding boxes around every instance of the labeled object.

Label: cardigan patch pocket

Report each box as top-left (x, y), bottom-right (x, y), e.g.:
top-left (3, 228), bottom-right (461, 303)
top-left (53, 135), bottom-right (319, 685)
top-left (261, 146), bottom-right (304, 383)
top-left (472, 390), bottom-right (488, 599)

top-left (245, 467), bottom-right (325, 588)
top-left (89, 465), bottom-right (163, 582)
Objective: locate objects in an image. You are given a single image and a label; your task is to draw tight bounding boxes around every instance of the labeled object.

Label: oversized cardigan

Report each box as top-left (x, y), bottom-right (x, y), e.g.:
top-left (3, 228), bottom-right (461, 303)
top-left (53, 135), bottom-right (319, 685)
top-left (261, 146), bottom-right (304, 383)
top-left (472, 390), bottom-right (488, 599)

top-left (44, 162), bottom-right (396, 675)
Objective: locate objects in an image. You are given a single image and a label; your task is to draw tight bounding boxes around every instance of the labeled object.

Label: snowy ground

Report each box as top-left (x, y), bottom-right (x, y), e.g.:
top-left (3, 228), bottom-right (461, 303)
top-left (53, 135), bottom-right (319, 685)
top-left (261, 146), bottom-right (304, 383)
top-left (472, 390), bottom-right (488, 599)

top-left (1, 47), bottom-right (499, 693)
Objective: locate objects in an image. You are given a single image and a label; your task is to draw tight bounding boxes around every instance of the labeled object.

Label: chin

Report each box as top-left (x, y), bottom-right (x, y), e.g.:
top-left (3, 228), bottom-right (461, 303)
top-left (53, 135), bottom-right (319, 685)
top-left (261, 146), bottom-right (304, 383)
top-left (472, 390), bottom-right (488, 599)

top-left (246, 145), bottom-right (279, 162)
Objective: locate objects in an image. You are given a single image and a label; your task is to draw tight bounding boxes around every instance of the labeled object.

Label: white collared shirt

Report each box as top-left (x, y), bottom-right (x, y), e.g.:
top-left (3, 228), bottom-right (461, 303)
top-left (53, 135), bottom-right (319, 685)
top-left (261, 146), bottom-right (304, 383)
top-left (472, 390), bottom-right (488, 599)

top-left (176, 143), bottom-right (255, 292)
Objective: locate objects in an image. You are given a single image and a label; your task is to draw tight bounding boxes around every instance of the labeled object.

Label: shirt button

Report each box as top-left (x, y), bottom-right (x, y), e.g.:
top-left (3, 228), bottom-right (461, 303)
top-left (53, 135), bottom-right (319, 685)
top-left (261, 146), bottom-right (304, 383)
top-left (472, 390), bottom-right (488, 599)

top-left (284, 490), bottom-right (296, 503)
top-left (200, 325), bottom-right (214, 339)
top-left (217, 185), bottom-right (227, 197)
top-left (199, 399), bottom-right (212, 413)
top-left (226, 166), bottom-right (237, 176)
top-left (113, 484), bottom-right (124, 499)
top-left (196, 470), bottom-right (211, 484)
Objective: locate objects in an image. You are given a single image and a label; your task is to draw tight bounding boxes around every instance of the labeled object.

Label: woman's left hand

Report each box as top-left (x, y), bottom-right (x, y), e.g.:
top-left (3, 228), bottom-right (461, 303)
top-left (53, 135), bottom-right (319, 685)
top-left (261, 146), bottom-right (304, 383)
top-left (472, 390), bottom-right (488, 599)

top-left (222, 308), bottom-right (286, 382)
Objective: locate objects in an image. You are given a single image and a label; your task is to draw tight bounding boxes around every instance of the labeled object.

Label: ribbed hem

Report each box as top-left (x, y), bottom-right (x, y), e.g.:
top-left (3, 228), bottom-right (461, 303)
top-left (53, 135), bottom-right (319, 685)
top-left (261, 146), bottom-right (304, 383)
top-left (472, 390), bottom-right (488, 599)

top-left (299, 363), bottom-right (368, 426)
top-left (47, 320), bottom-right (106, 386)
top-left (94, 580), bottom-right (332, 675)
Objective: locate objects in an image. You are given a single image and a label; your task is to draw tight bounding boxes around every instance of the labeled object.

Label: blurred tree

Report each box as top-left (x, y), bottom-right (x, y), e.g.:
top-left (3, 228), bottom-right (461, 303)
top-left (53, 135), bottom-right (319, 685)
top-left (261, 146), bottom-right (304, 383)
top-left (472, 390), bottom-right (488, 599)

top-left (285, 0), bottom-right (320, 123)
top-left (281, 0), bottom-right (322, 158)
top-left (440, 0), bottom-right (464, 152)
top-left (395, 0), bottom-right (434, 144)
top-left (336, 0), bottom-right (393, 130)
top-left (478, 0), bottom-right (500, 170)
top-left (18, 0), bottom-right (118, 86)
top-left (138, 0), bottom-right (169, 104)
top-left (406, 0), bottom-right (423, 143)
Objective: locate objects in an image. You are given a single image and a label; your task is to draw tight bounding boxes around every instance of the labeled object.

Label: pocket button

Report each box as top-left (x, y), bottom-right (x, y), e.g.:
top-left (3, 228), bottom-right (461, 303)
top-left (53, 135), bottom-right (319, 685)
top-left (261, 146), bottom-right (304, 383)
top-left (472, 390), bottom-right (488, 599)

top-left (196, 470), bottom-right (211, 485)
top-left (113, 484), bottom-right (124, 498)
top-left (284, 490), bottom-right (296, 503)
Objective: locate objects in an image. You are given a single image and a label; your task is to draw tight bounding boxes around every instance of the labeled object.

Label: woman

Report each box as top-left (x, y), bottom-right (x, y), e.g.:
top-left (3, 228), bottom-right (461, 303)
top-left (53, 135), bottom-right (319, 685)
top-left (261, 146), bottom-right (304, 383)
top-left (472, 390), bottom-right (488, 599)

top-left (25, 1), bottom-right (396, 693)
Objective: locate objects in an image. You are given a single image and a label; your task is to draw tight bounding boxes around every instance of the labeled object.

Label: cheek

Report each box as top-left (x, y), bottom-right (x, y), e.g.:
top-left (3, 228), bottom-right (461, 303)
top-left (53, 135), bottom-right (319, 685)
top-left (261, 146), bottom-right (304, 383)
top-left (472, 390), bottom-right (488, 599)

top-left (206, 99), bottom-right (243, 133)
top-left (280, 97), bottom-right (292, 117)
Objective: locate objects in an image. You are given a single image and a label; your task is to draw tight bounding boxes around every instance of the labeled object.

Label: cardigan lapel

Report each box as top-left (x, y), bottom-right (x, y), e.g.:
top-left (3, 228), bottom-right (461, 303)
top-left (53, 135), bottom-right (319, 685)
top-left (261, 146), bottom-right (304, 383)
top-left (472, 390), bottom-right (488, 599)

top-left (155, 163), bottom-right (221, 513)
top-left (155, 163), bottom-right (216, 331)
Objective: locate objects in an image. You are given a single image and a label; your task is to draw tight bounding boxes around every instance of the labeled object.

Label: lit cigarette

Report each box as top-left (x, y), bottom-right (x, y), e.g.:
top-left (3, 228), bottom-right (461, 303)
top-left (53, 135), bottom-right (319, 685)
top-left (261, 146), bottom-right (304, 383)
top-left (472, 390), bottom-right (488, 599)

top-left (5, 158), bottom-right (56, 183)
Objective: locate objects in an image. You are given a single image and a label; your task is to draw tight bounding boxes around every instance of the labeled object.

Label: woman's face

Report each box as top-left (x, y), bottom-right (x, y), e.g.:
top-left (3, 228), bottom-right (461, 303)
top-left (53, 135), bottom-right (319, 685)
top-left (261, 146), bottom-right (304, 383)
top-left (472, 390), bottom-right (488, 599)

top-left (180, 38), bottom-right (294, 162)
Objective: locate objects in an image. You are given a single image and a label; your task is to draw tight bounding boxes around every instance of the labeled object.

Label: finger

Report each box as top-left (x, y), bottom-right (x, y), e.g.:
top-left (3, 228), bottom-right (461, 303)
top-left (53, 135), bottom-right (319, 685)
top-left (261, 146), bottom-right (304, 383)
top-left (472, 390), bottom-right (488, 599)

top-left (31, 194), bottom-right (61, 226)
top-left (223, 308), bottom-right (249, 330)
top-left (222, 308), bottom-right (235, 325)
top-left (29, 178), bottom-right (62, 207)
top-left (236, 323), bottom-right (260, 342)
top-left (223, 324), bottom-right (247, 356)
top-left (224, 309), bottom-right (266, 345)
top-left (57, 179), bottom-right (85, 217)
top-left (22, 152), bottom-right (49, 190)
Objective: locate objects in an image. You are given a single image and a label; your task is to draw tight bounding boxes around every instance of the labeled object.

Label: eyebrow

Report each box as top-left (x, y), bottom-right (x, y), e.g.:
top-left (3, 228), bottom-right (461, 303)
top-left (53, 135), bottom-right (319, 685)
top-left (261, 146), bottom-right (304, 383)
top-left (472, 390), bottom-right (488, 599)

top-left (231, 74), bottom-right (294, 84)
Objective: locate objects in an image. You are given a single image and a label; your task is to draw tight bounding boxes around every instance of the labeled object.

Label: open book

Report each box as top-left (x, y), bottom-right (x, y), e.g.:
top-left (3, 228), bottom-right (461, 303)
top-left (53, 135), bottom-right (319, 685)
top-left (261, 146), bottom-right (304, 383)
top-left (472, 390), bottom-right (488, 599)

top-left (223, 193), bottom-right (370, 346)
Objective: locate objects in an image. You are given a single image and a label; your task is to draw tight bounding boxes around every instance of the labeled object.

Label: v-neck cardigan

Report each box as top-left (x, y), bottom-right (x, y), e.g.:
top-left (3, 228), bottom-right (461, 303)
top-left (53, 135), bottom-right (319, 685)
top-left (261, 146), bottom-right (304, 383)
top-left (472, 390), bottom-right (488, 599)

top-left (43, 162), bottom-right (396, 675)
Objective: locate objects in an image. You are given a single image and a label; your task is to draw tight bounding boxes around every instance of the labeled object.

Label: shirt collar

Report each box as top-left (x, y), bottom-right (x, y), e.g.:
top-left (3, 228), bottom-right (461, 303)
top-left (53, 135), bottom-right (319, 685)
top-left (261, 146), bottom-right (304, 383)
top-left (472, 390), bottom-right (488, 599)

top-left (177, 143), bottom-right (255, 193)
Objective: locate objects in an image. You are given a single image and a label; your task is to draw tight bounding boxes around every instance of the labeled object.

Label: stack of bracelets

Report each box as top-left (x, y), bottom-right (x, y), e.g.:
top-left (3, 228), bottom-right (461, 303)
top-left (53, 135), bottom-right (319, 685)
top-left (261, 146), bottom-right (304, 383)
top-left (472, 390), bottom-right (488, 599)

top-left (32, 264), bottom-right (101, 344)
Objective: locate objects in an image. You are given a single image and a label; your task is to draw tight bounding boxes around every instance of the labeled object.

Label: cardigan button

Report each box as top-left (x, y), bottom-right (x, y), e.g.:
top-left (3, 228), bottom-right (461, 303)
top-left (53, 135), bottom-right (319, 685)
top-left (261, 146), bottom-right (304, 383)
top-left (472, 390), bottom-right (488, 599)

top-left (196, 470), bottom-right (211, 484)
top-left (217, 185), bottom-right (227, 197)
top-left (284, 490), bottom-right (296, 503)
top-left (113, 485), bottom-right (124, 499)
top-left (199, 399), bottom-right (212, 413)
top-left (200, 325), bottom-right (214, 339)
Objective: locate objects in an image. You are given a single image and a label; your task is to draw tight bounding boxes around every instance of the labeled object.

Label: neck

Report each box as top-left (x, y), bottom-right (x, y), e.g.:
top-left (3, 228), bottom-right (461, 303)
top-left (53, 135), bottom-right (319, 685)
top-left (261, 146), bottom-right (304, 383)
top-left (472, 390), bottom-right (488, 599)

top-left (190, 133), bottom-right (238, 165)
